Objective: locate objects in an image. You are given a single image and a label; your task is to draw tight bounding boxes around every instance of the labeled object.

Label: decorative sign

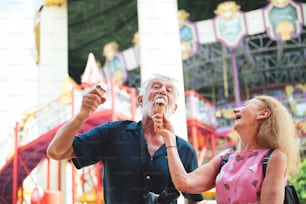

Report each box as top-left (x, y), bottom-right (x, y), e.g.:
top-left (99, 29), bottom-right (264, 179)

top-left (102, 41), bottom-right (128, 85)
top-left (213, 1), bottom-right (247, 49)
top-left (178, 10), bottom-right (199, 60)
top-left (263, 0), bottom-right (304, 41)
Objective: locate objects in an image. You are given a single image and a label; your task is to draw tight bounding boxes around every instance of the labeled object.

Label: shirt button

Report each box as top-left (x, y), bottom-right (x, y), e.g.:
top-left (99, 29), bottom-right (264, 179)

top-left (146, 175), bottom-right (150, 180)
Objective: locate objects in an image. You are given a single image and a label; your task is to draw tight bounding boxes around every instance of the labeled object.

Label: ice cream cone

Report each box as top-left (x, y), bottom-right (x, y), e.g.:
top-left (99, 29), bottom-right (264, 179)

top-left (156, 103), bottom-right (165, 114)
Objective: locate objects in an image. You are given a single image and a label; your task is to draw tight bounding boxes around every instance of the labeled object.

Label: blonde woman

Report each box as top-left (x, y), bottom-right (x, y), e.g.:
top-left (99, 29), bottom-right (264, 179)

top-left (154, 95), bottom-right (300, 203)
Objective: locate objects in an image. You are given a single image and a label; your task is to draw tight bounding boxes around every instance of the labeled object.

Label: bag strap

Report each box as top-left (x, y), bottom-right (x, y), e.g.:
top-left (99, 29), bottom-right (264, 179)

top-left (139, 123), bottom-right (146, 169)
top-left (138, 123), bottom-right (149, 193)
top-left (262, 149), bottom-right (274, 177)
top-left (218, 151), bottom-right (234, 174)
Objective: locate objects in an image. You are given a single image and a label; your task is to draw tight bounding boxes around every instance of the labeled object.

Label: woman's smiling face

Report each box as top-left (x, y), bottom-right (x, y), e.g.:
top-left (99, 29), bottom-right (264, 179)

top-left (233, 99), bottom-right (265, 130)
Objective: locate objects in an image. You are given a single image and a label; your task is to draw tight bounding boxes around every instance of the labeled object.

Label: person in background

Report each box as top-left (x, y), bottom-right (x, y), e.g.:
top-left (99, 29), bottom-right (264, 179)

top-left (154, 95), bottom-right (300, 203)
top-left (47, 74), bottom-right (203, 204)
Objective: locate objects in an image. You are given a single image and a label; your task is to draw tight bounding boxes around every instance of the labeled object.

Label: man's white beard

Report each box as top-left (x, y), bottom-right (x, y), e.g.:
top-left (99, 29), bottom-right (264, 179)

top-left (142, 100), bottom-right (174, 118)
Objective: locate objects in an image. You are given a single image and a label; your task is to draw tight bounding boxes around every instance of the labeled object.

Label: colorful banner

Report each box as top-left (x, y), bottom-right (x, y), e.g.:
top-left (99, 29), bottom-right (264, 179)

top-left (178, 10), bottom-right (199, 60)
top-left (101, 2), bottom-right (306, 70)
top-left (213, 2), bottom-right (247, 49)
top-left (263, 0), bottom-right (304, 41)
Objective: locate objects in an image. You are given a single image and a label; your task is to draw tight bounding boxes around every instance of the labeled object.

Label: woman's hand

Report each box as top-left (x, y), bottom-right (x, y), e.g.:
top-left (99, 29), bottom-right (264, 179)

top-left (152, 108), bottom-right (176, 145)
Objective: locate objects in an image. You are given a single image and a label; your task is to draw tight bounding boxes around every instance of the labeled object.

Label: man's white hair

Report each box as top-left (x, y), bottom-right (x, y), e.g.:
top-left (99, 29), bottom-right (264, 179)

top-left (138, 74), bottom-right (179, 102)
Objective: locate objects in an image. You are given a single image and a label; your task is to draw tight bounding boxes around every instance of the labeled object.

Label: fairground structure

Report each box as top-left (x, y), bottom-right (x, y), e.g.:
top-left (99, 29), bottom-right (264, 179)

top-left (0, 0), bottom-right (305, 203)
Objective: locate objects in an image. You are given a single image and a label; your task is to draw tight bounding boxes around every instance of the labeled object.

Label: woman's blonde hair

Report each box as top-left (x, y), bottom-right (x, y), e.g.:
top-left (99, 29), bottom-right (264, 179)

top-left (255, 95), bottom-right (301, 178)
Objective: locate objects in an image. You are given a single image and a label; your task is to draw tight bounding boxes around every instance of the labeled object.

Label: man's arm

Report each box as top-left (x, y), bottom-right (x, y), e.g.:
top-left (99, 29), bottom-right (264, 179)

top-left (46, 86), bottom-right (106, 160)
top-left (46, 114), bottom-right (87, 160)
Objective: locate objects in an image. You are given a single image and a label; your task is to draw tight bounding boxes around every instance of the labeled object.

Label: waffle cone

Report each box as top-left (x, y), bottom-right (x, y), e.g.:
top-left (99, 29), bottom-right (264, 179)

top-left (156, 104), bottom-right (165, 114)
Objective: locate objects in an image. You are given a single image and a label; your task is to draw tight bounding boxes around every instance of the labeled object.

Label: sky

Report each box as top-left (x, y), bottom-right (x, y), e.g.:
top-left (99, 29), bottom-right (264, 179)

top-left (0, 1), bottom-right (40, 138)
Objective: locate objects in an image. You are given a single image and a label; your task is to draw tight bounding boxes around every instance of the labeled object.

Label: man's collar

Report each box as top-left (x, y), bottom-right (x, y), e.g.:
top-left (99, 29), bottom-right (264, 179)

top-left (126, 120), bottom-right (142, 130)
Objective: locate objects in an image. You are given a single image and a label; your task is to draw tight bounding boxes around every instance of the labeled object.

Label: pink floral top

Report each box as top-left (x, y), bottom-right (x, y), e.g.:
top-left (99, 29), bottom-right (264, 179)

top-left (215, 149), bottom-right (277, 204)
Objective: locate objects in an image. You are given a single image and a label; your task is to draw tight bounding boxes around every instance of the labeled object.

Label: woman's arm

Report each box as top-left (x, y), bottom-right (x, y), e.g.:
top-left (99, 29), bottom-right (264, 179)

top-left (260, 149), bottom-right (286, 203)
top-left (166, 144), bottom-right (219, 194)
top-left (153, 112), bottom-right (219, 194)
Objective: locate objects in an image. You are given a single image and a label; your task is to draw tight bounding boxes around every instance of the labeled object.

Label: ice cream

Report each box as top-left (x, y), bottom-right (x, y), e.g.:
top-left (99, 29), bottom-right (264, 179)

top-left (155, 97), bottom-right (166, 114)
top-left (156, 103), bottom-right (165, 114)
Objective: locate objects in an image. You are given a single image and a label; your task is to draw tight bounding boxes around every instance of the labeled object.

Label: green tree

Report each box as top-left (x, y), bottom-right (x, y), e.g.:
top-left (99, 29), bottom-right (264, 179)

top-left (290, 158), bottom-right (306, 202)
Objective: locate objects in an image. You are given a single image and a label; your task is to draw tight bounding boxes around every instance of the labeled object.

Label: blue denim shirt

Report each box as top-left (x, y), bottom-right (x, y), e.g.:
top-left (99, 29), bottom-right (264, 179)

top-left (72, 120), bottom-right (203, 204)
